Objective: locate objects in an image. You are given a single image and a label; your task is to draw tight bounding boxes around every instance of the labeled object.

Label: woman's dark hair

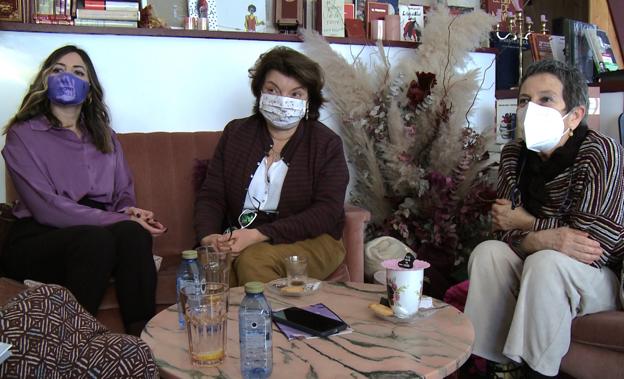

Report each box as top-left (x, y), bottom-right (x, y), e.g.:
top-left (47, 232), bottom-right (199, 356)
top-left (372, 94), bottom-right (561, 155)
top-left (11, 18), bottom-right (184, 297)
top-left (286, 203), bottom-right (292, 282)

top-left (4, 45), bottom-right (113, 153)
top-left (520, 59), bottom-right (589, 114)
top-left (249, 46), bottom-right (325, 121)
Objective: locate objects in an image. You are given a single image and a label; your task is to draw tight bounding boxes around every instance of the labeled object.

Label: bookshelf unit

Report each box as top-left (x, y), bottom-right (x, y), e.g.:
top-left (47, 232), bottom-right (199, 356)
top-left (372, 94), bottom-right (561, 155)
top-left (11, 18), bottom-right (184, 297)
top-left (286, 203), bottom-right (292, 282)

top-left (0, 21), bottom-right (420, 48)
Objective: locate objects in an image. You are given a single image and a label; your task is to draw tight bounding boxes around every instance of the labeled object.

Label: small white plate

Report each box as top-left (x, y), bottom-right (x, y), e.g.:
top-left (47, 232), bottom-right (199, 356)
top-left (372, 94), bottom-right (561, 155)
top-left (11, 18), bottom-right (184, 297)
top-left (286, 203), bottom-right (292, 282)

top-left (373, 305), bottom-right (444, 324)
top-left (266, 278), bottom-right (322, 297)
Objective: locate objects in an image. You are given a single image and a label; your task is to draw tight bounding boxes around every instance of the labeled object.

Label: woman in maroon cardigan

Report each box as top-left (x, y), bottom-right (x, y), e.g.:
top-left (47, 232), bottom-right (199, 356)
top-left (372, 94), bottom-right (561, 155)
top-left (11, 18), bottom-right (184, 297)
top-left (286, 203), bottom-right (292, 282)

top-left (194, 46), bottom-right (349, 286)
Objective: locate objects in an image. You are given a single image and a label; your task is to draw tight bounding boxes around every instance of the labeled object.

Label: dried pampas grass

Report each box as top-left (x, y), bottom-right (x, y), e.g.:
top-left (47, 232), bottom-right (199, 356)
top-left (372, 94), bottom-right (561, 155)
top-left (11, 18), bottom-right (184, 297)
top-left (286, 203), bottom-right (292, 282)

top-left (300, 6), bottom-right (496, 234)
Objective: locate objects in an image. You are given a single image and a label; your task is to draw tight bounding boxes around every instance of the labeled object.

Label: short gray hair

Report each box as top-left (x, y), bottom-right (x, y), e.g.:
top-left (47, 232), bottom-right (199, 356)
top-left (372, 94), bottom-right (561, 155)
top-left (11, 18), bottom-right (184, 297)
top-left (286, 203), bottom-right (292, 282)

top-left (520, 60), bottom-right (589, 113)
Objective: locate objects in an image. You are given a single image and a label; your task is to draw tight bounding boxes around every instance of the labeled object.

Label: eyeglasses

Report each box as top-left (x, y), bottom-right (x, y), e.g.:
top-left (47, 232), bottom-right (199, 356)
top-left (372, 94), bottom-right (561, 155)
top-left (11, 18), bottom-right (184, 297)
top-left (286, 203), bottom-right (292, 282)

top-left (238, 209), bottom-right (258, 229)
top-left (225, 195), bottom-right (278, 236)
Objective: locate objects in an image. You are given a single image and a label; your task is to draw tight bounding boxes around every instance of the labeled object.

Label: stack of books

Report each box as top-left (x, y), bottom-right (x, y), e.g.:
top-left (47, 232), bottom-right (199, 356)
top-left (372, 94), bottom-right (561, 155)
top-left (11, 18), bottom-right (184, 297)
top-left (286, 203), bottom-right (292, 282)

top-left (33, 0), bottom-right (74, 25)
top-left (75, 0), bottom-right (140, 28)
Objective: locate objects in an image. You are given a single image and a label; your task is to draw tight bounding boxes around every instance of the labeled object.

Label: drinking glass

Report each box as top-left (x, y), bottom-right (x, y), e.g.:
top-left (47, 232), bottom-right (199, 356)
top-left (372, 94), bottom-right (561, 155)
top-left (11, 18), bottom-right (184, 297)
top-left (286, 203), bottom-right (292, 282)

top-left (180, 283), bottom-right (227, 366)
top-left (283, 255), bottom-right (308, 286)
top-left (197, 245), bottom-right (230, 290)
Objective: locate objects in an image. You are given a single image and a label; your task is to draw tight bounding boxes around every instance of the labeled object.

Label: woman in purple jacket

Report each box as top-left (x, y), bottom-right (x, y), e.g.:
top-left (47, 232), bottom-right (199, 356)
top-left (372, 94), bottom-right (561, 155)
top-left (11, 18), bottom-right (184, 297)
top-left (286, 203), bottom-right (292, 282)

top-left (1, 45), bottom-right (166, 336)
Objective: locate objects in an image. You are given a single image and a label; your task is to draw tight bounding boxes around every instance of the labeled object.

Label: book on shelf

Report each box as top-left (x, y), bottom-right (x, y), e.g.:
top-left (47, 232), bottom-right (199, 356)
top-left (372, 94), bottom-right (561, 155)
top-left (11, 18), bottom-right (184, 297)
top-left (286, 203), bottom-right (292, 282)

top-left (550, 35), bottom-right (565, 62)
top-left (84, 1), bottom-right (105, 10)
top-left (553, 18), bottom-right (596, 83)
top-left (315, 0), bottom-right (345, 37)
top-left (528, 33), bottom-right (554, 62)
top-left (84, 1), bottom-right (138, 11)
top-left (76, 8), bottom-right (140, 20)
top-left (481, 0), bottom-right (518, 31)
top-left (448, 6), bottom-right (473, 16)
top-left (74, 17), bottom-right (137, 27)
top-left (344, 3), bottom-right (354, 20)
top-left (354, 0), bottom-right (365, 21)
top-left (398, 4), bottom-right (423, 42)
top-left (495, 97), bottom-right (517, 145)
top-left (304, 0), bottom-right (315, 30)
top-left (33, 0), bottom-right (73, 22)
top-left (345, 18), bottom-right (365, 38)
top-left (375, 0), bottom-right (398, 15)
top-left (366, 1), bottom-right (388, 36)
top-left (584, 28), bottom-right (619, 74)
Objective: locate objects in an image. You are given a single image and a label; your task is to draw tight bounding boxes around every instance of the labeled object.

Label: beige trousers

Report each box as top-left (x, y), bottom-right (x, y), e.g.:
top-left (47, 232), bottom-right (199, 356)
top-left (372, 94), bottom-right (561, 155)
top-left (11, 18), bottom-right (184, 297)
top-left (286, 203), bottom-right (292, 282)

top-left (230, 233), bottom-right (346, 287)
top-left (465, 240), bottom-right (620, 376)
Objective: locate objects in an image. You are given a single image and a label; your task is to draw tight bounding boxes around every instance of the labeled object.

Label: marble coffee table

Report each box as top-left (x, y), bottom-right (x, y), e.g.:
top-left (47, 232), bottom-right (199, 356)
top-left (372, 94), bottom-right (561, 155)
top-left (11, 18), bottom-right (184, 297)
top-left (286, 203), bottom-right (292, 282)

top-left (141, 282), bottom-right (474, 379)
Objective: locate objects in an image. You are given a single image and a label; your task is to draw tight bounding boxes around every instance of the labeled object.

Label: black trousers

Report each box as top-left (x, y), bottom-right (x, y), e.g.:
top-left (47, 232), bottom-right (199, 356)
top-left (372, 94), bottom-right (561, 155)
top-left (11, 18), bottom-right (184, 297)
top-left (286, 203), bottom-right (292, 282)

top-left (0, 218), bottom-right (157, 331)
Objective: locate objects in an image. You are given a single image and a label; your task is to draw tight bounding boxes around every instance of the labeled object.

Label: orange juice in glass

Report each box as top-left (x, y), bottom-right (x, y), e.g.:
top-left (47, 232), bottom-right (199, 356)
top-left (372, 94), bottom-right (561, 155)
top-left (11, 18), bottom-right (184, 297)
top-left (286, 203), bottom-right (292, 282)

top-left (180, 283), bottom-right (227, 366)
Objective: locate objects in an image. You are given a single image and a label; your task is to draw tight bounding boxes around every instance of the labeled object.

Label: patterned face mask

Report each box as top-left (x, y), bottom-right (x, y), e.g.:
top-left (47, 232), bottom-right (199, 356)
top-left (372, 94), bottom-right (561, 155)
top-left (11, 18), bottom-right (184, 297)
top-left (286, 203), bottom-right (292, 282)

top-left (259, 93), bottom-right (307, 130)
top-left (47, 72), bottom-right (90, 106)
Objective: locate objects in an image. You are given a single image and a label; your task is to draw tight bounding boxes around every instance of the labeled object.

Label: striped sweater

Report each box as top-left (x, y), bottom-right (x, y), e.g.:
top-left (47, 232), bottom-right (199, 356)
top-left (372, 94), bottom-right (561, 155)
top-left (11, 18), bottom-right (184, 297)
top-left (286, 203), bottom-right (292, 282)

top-left (194, 114), bottom-right (349, 245)
top-left (496, 130), bottom-right (624, 268)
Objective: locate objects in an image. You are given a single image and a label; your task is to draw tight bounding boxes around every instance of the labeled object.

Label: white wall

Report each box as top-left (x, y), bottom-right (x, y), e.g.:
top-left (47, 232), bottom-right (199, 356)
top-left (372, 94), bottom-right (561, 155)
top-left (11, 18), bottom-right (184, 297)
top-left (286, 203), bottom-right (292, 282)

top-left (0, 30), bottom-right (496, 202)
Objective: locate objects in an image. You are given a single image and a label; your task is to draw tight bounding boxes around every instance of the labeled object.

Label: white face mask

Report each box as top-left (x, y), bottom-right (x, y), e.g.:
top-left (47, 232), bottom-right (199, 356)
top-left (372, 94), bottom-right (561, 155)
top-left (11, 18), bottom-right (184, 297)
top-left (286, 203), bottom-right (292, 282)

top-left (259, 93), bottom-right (307, 130)
top-left (517, 101), bottom-right (572, 153)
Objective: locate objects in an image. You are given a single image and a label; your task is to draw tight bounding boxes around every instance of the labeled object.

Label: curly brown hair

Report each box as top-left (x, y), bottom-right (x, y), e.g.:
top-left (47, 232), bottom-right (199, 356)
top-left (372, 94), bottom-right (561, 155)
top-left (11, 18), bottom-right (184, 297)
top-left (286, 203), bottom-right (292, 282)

top-left (4, 45), bottom-right (113, 153)
top-left (249, 46), bottom-right (325, 121)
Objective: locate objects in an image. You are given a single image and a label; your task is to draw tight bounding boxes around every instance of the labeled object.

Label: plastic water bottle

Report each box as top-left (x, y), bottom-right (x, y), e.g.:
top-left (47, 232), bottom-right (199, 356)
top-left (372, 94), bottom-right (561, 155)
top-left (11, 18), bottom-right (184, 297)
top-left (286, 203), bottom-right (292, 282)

top-left (176, 250), bottom-right (201, 329)
top-left (239, 281), bottom-right (273, 379)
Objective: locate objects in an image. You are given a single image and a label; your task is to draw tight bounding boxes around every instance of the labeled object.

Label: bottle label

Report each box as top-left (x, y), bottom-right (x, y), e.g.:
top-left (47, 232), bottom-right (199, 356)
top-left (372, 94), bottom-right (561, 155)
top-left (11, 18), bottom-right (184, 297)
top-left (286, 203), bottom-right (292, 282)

top-left (240, 313), bottom-right (272, 361)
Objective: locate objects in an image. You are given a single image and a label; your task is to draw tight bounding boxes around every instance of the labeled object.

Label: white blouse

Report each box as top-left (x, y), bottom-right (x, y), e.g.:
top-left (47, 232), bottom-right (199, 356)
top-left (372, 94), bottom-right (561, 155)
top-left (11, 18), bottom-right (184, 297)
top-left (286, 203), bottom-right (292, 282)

top-left (244, 157), bottom-right (289, 211)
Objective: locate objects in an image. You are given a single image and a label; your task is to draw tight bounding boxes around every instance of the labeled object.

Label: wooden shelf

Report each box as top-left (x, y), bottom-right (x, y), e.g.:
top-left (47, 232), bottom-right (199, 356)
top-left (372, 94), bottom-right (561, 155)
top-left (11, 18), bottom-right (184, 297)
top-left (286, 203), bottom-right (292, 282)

top-left (0, 21), bottom-right (420, 48)
top-left (496, 81), bottom-right (624, 98)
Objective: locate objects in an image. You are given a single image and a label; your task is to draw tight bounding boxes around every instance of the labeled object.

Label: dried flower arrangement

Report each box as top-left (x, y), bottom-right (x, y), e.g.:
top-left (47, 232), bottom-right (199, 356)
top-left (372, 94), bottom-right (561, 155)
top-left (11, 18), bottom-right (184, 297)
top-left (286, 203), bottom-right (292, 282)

top-left (302, 7), bottom-right (498, 285)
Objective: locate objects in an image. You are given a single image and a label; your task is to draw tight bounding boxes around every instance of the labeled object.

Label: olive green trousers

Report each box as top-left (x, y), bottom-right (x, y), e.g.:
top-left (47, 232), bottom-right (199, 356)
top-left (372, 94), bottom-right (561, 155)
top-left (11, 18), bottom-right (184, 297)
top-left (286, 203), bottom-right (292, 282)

top-left (230, 233), bottom-right (345, 287)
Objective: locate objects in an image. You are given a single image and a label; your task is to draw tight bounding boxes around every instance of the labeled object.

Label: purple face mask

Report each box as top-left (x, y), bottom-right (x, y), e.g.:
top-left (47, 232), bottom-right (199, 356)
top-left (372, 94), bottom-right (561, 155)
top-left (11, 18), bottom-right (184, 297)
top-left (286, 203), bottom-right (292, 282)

top-left (47, 72), bottom-right (90, 105)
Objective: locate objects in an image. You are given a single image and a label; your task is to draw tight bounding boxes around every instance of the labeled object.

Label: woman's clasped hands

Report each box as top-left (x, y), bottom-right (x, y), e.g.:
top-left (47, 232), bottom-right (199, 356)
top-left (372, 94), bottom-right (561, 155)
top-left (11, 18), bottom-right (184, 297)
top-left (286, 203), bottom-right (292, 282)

top-left (201, 228), bottom-right (268, 254)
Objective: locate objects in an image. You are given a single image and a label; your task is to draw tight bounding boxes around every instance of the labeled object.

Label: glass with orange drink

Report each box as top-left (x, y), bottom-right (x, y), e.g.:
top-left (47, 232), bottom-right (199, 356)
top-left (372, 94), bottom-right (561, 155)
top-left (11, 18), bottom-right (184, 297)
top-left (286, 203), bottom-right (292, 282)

top-left (180, 282), bottom-right (227, 366)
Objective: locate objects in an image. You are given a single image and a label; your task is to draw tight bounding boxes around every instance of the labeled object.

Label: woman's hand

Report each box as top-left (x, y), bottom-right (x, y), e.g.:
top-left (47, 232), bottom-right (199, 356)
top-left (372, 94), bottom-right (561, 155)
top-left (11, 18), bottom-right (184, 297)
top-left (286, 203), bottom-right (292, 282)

top-left (228, 229), bottom-right (269, 253)
top-left (125, 206), bottom-right (154, 221)
top-left (540, 227), bottom-right (603, 264)
top-left (491, 199), bottom-right (535, 232)
top-left (200, 233), bottom-right (236, 252)
top-left (126, 207), bottom-right (167, 236)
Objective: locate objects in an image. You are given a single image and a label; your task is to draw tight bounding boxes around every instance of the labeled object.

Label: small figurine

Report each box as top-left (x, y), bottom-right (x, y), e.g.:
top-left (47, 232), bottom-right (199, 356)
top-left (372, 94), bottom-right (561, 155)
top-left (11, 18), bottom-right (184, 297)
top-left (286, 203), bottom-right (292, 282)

top-left (244, 4), bottom-right (265, 32)
top-left (398, 252), bottom-right (416, 269)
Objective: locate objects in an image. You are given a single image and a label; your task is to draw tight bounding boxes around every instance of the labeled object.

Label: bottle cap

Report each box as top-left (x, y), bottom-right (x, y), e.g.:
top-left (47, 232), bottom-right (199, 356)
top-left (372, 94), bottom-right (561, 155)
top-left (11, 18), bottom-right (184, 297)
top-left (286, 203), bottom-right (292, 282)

top-left (181, 250), bottom-right (198, 259)
top-left (244, 281), bottom-right (264, 294)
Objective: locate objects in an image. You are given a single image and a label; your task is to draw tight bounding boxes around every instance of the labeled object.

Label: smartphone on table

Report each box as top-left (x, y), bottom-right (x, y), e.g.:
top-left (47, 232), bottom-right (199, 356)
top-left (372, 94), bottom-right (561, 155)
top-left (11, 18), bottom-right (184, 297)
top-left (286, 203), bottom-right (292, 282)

top-left (271, 304), bottom-right (349, 338)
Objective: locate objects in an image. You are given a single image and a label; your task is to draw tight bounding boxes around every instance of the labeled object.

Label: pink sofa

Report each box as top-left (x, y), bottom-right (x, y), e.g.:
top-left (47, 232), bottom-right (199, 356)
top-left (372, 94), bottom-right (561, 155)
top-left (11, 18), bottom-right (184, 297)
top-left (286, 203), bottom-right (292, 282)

top-left (560, 309), bottom-right (624, 379)
top-left (5, 131), bottom-right (371, 333)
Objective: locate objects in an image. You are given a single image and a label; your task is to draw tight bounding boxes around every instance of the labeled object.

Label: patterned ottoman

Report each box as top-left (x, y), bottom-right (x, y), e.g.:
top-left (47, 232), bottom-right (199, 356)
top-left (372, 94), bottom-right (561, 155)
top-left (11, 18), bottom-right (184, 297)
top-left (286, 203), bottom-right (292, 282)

top-left (0, 283), bottom-right (158, 378)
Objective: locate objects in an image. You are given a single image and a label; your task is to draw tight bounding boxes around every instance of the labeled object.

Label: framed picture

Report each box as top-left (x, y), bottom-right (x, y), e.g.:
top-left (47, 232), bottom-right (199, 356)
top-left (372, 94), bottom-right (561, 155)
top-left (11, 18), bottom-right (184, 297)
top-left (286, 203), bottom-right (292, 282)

top-left (214, 0), bottom-right (267, 32)
top-left (0, 0), bottom-right (24, 22)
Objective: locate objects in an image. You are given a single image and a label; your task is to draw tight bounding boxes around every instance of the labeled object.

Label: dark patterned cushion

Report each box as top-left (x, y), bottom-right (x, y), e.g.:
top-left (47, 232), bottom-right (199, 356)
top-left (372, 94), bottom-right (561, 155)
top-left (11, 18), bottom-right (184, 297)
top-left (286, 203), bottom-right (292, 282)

top-left (0, 284), bottom-right (158, 378)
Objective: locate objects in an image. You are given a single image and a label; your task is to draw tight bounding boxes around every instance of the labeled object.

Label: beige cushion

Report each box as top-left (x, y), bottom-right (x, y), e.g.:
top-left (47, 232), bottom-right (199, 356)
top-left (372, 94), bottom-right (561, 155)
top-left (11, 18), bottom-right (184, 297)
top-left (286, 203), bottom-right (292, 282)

top-left (364, 236), bottom-right (416, 283)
